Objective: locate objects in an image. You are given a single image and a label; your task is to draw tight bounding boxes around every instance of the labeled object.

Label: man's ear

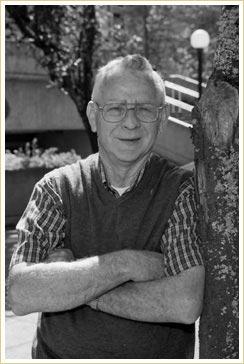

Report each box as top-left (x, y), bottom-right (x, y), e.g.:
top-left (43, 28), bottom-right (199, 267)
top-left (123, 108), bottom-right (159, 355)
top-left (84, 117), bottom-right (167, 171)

top-left (159, 103), bottom-right (169, 133)
top-left (86, 101), bottom-right (97, 133)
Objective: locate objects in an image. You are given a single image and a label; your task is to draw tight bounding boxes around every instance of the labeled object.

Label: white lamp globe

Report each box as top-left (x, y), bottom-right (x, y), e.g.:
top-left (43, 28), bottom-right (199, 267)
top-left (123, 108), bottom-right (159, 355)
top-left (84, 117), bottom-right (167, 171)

top-left (190, 29), bottom-right (210, 49)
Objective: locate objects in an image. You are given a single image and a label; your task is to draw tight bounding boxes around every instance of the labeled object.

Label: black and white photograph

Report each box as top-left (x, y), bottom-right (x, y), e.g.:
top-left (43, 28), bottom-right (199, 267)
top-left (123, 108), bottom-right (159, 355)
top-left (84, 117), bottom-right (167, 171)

top-left (2, 1), bottom-right (241, 360)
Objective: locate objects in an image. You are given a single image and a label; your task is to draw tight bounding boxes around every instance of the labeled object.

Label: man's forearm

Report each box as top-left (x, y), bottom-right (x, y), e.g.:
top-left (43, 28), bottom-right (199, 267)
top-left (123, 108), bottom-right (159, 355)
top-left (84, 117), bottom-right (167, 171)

top-left (89, 266), bottom-right (205, 324)
top-left (8, 251), bottom-right (131, 315)
top-left (8, 248), bottom-right (164, 316)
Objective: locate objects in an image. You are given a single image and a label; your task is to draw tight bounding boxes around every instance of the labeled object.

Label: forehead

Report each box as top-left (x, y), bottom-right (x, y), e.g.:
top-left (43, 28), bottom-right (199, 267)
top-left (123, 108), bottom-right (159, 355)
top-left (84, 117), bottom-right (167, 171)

top-left (97, 70), bottom-right (160, 104)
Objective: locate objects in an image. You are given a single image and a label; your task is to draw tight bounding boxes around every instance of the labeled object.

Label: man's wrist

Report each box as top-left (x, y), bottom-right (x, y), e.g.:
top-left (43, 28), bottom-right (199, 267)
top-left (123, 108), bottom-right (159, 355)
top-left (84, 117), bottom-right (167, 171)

top-left (111, 249), bottom-right (134, 281)
top-left (87, 297), bottom-right (100, 310)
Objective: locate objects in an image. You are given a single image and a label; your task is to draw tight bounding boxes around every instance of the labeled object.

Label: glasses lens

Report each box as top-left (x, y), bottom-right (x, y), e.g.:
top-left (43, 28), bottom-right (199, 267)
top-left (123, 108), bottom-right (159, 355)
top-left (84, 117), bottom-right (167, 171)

top-left (103, 103), bottom-right (126, 122)
top-left (136, 104), bottom-right (158, 122)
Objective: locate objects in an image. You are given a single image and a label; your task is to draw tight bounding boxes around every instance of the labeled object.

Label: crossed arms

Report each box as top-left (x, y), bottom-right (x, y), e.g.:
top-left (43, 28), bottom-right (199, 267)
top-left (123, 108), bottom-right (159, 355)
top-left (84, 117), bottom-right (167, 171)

top-left (8, 247), bottom-right (204, 324)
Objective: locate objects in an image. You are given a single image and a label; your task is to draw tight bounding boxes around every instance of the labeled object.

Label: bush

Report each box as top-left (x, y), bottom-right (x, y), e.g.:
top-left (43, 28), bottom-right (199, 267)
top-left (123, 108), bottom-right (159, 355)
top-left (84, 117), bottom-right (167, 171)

top-left (5, 138), bottom-right (81, 170)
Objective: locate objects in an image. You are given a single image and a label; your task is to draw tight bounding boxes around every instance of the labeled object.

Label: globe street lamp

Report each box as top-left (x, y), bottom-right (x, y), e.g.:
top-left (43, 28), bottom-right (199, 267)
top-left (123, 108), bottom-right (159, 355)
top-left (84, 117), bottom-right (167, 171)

top-left (190, 29), bottom-right (210, 98)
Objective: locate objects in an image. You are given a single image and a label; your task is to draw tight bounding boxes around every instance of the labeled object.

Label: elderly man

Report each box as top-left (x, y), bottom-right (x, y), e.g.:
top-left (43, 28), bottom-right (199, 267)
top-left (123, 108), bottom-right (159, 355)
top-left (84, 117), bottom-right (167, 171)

top-left (9, 54), bottom-right (204, 359)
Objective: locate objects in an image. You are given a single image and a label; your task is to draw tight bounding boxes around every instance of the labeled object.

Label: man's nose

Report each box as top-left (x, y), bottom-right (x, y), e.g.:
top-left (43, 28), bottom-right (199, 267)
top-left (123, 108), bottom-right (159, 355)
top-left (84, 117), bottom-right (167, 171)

top-left (122, 107), bottom-right (140, 129)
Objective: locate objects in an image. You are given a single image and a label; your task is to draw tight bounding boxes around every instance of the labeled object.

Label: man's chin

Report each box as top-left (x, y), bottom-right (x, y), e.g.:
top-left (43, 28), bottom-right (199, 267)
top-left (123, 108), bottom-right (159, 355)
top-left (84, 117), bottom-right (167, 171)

top-left (113, 149), bottom-right (148, 164)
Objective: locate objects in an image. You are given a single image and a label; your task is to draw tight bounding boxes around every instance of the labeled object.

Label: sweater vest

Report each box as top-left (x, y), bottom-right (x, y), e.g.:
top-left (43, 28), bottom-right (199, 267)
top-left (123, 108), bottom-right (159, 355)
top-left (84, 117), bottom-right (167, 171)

top-left (32, 153), bottom-right (195, 359)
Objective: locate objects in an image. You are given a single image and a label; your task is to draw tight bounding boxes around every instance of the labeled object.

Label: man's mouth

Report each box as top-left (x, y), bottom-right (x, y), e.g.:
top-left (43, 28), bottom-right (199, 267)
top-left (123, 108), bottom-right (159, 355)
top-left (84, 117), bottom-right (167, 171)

top-left (118, 138), bottom-right (141, 142)
top-left (117, 138), bottom-right (141, 148)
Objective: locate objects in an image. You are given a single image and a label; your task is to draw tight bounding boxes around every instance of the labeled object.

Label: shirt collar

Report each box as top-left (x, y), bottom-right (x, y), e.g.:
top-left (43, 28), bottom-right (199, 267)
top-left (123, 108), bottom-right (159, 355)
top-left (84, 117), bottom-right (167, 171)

top-left (98, 153), bottom-right (152, 197)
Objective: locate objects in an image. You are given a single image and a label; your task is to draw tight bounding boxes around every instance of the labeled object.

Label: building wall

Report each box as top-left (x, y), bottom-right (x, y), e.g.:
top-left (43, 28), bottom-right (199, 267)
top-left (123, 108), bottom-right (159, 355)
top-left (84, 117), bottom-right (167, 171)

top-left (5, 41), bottom-right (93, 157)
top-left (154, 118), bottom-right (194, 165)
top-left (6, 41), bottom-right (85, 132)
top-left (6, 78), bottom-right (84, 132)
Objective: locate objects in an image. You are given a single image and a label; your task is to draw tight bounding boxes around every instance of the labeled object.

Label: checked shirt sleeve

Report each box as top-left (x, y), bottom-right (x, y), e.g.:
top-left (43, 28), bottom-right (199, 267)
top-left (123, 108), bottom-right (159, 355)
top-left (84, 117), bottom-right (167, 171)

top-left (10, 175), bottom-right (66, 268)
top-left (161, 177), bottom-right (204, 277)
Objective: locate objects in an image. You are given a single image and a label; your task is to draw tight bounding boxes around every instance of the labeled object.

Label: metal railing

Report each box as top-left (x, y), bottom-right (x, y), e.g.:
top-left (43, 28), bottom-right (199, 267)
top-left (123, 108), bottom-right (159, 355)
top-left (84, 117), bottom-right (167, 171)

top-left (165, 74), bottom-right (206, 124)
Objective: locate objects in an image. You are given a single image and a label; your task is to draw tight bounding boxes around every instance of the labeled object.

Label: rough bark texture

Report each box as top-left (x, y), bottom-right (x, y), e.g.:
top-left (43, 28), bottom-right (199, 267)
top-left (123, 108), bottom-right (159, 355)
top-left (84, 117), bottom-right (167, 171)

top-left (192, 6), bottom-right (239, 359)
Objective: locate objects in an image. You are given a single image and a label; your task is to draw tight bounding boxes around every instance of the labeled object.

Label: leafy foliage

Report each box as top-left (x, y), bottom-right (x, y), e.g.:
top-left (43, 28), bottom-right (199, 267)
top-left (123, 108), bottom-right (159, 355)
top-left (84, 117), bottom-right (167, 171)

top-left (5, 138), bottom-right (81, 170)
top-left (96, 5), bottom-right (221, 80)
top-left (214, 5), bottom-right (239, 88)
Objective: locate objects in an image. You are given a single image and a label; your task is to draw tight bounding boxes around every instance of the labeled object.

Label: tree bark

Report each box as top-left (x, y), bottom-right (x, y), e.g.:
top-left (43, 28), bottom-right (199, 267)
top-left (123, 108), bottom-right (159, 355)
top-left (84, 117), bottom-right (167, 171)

top-left (192, 6), bottom-right (239, 358)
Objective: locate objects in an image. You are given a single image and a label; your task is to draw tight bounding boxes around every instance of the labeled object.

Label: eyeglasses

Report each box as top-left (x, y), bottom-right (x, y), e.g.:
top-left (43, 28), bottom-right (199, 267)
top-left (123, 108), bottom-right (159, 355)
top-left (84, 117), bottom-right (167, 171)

top-left (93, 101), bottom-right (167, 123)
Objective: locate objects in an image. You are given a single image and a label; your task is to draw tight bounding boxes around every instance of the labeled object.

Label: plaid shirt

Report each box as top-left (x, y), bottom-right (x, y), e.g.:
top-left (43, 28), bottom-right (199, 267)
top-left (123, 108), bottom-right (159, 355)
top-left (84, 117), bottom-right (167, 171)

top-left (10, 158), bottom-right (203, 276)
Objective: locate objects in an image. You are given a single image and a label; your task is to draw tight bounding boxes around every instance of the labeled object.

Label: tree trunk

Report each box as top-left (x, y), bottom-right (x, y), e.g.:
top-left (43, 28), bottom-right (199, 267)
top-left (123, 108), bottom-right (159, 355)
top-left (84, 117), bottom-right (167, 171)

top-left (192, 6), bottom-right (239, 358)
top-left (142, 6), bottom-right (149, 59)
top-left (63, 5), bottom-right (98, 153)
top-left (79, 5), bottom-right (98, 153)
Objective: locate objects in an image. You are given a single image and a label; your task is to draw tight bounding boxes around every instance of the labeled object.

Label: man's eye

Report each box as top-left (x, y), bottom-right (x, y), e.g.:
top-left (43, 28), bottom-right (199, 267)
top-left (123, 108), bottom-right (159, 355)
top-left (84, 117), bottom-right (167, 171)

top-left (107, 105), bottom-right (124, 114)
top-left (139, 105), bottom-right (153, 112)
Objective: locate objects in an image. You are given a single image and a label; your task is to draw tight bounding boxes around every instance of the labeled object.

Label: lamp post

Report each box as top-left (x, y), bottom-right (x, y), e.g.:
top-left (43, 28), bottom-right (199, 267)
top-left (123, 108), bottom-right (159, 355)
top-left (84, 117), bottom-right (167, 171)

top-left (190, 29), bottom-right (210, 98)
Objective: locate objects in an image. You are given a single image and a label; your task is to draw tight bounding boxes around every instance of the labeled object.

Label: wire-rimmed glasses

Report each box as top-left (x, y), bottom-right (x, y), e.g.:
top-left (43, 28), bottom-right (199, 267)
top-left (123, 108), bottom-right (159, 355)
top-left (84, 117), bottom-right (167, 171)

top-left (93, 101), bottom-right (167, 123)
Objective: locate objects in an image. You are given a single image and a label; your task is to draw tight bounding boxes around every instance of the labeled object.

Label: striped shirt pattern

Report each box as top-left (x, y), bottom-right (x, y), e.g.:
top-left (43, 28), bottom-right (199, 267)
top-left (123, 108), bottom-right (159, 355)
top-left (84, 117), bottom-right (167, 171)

top-left (10, 161), bottom-right (203, 276)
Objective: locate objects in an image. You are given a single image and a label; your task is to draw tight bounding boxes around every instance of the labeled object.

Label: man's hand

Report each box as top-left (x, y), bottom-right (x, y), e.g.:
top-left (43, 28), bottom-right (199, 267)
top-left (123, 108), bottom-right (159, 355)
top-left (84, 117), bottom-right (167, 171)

top-left (87, 250), bottom-right (165, 311)
top-left (87, 265), bottom-right (205, 323)
top-left (125, 250), bottom-right (165, 282)
top-left (87, 298), bottom-right (99, 310)
top-left (44, 248), bottom-right (75, 263)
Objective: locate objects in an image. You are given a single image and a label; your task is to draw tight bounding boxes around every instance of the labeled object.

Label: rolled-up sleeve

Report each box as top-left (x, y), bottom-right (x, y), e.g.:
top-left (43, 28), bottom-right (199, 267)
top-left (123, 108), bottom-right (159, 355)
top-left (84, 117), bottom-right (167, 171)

top-left (10, 175), bottom-right (66, 269)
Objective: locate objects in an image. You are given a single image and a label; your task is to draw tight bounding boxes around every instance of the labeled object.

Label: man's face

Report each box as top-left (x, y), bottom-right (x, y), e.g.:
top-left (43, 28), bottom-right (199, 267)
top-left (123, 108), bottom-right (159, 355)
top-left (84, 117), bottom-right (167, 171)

top-left (89, 72), bottom-right (166, 165)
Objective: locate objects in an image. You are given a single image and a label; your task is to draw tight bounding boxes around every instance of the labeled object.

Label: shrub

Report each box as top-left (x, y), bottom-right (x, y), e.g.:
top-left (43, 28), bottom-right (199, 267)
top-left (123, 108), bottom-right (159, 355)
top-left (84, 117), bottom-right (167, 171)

top-left (5, 138), bottom-right (81, 170)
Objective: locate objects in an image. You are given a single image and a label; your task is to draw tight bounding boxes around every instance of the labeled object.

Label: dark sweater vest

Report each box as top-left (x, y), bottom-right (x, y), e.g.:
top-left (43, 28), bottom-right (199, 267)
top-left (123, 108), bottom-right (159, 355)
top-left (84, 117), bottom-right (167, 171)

top-left (32, 153), bottom-right (195, 359)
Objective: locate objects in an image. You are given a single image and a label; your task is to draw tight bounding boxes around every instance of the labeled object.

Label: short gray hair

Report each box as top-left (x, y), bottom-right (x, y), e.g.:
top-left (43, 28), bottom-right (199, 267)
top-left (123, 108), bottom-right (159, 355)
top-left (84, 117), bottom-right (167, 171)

top-left (92, 54), bottom-right (166, 103)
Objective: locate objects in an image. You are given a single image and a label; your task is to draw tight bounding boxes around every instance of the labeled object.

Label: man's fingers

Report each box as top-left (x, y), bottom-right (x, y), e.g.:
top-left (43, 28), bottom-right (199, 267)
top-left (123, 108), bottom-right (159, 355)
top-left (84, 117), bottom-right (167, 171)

top-left (45, 248), bottom-right (75, 262)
